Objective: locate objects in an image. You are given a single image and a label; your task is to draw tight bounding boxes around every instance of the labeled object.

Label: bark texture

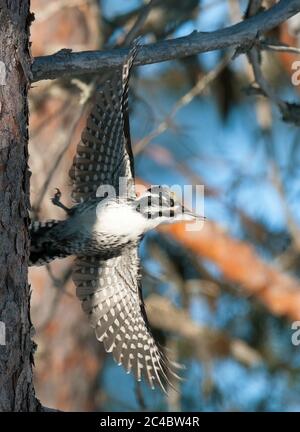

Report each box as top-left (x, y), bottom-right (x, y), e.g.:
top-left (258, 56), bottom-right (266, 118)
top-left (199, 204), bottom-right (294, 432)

top-left (0, 1), bottom-right (40, 411)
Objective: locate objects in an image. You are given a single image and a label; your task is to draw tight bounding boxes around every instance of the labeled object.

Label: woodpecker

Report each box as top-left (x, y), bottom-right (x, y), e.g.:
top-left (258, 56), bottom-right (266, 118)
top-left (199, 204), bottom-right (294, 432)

top-left (30, 41), bottom-right (200, 392)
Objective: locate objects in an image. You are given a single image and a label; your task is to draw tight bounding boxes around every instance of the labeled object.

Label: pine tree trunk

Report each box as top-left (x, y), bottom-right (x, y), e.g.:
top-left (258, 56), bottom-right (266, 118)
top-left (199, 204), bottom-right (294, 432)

top-left (0, 1), bottom-right (40, 411)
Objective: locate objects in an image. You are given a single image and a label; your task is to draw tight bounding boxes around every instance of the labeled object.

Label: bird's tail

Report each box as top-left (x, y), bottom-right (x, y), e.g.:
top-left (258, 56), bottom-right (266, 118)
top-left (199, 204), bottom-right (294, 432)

top-left (29, 220), bottom-right (69, 266)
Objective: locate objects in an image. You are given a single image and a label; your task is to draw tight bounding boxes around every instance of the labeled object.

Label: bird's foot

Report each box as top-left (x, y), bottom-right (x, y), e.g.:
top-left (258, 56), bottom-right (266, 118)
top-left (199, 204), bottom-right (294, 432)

top-left (51, 188), bottom-right (71, 215)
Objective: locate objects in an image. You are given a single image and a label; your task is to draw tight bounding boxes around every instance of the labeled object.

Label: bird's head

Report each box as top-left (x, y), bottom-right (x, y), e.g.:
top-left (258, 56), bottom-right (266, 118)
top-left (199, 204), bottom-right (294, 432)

top-left (95, 185), bottom-right (203, 242)
top-left (133, 185), bottom-right (203, 231)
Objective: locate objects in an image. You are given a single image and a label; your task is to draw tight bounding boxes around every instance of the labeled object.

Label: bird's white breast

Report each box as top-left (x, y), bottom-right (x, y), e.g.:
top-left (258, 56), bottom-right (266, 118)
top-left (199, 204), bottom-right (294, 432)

top-left (94, 200), bottom-right (150, 240)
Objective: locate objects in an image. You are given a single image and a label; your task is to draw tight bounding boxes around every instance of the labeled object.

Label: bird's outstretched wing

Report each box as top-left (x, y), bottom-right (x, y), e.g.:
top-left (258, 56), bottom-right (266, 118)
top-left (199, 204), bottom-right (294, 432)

top-left (69, 42), bottom-right (138, 203)
top-left (74, 246), bottom-right (179, 392)
top-left (71, 42), bottom-right (180, 391)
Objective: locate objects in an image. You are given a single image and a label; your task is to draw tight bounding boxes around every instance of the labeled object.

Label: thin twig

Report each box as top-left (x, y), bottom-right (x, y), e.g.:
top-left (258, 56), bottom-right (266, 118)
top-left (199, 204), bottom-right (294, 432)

top-left (32, 81), bottom-right (95, 216)
top-left (134, 53), bottom-right (232, 154)
top-left (248, 47), bottom-right (287, 111)
top-left (261, 42), bottom-right (300, 55)
top-left (146, 294), bottom-right (262, 367)
top-left (32, 106), bottom-right (83, 215)
top-left (122, 0), bottom-right (160, 46)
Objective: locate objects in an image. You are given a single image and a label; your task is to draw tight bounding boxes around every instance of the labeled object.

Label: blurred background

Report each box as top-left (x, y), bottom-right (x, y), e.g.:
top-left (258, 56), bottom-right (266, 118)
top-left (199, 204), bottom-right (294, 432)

top-left (28, 0), bottom-right (300, 411)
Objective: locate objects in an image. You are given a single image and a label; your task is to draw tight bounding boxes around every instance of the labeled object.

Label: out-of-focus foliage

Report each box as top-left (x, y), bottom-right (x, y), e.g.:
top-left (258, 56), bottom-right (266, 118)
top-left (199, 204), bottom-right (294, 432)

top-left (29, 0), bottom-right (300, 411)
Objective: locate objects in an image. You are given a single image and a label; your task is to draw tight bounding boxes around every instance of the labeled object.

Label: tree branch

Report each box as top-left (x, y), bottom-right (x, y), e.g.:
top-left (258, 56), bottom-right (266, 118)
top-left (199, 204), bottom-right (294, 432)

top-left (32, 0), bottom-right (300, 82)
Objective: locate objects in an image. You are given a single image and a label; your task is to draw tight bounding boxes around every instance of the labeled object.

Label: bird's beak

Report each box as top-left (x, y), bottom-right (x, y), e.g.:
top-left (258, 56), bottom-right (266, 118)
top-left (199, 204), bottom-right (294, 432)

top-left (179, 206), bottom-right (205, 221)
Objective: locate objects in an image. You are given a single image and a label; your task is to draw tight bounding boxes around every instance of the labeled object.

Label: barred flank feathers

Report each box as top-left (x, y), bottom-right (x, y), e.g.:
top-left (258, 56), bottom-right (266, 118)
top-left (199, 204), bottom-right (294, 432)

top-left (29, 220), bottom-right (68, 266)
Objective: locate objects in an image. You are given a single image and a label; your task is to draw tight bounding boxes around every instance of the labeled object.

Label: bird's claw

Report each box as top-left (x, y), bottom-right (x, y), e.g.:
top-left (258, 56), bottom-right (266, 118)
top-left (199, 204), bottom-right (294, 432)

top-left (52, 187), bottom-right (61, 202)
top-left (51, 188), bottom-right (71, 214)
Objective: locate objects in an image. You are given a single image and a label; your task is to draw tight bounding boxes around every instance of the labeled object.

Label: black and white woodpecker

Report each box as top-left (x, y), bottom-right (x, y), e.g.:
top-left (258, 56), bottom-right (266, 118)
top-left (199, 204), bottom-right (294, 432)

top-left (30, 41), bottom-right (201, 392)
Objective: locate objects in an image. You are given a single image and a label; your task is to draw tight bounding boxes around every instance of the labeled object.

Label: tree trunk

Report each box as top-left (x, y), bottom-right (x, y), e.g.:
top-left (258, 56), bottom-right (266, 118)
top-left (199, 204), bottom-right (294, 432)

top-left (0, 1), bottom-right (40, 411)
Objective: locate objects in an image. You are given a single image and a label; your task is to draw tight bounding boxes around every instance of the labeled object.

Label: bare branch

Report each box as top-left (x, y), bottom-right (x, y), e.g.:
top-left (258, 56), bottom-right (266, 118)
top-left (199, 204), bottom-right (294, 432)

top-left (248, 46), bottom-right (300, 126)
top-left (261, 41), bottom-right (300, 55)
top-left (248, 47), bottom-right (287, 111)
top-left (146, 294), bottom-right (262, 367)
top-left (32, 0), bottom-right (300, 82)
top-left (121, 0), bottom-right (160, 46)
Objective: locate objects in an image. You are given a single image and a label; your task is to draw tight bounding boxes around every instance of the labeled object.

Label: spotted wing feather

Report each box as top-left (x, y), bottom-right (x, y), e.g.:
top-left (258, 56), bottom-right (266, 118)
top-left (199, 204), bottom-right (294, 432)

top-left (73, 246), bottom-right (178, 392)
top-left (69, 43), bottom-right (139, 203)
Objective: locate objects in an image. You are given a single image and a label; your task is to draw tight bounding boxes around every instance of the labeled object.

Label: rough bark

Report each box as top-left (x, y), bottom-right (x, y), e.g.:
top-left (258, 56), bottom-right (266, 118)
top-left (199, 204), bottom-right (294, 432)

top-left (0, 1), bottom-right (40, 411)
